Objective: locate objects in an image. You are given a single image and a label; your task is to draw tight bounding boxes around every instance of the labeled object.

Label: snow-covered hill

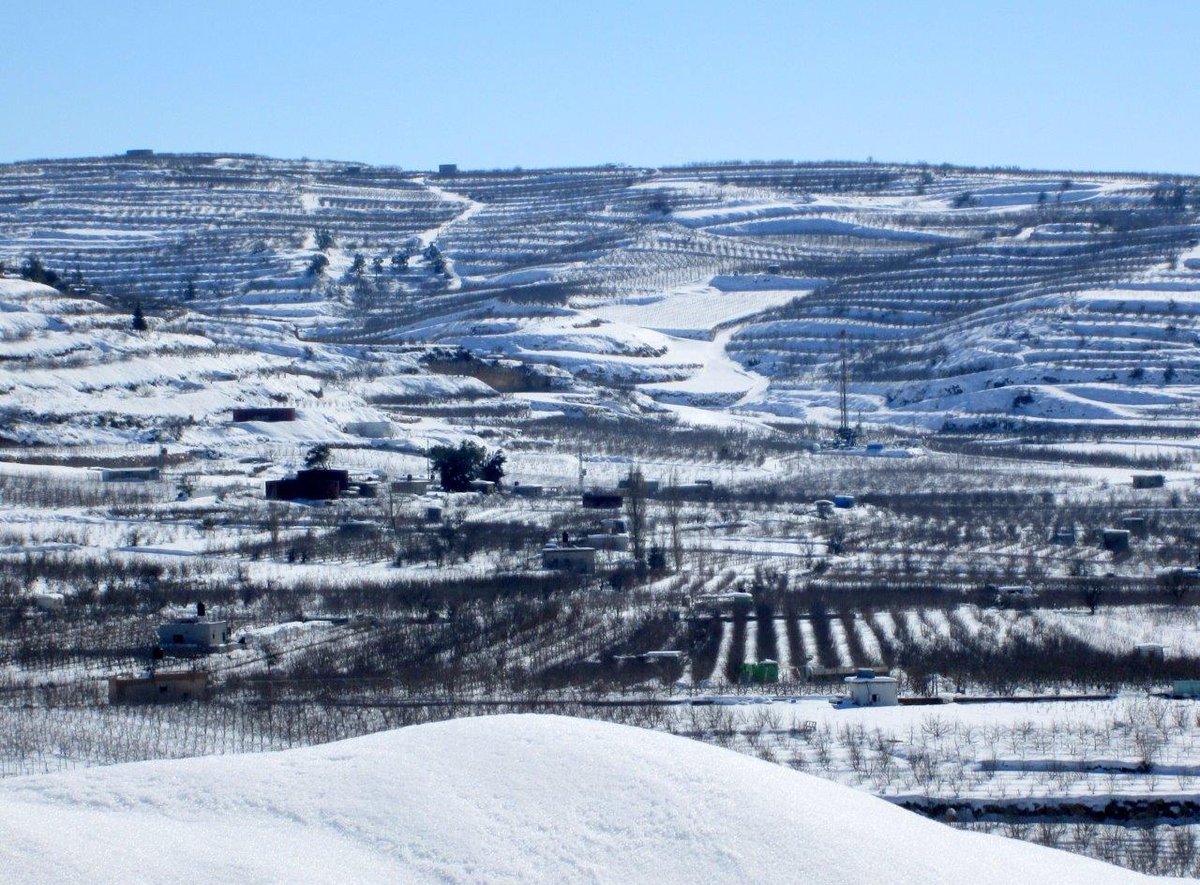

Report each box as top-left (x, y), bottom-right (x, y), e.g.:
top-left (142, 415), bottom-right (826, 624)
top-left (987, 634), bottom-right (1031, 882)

top-left (0, 715), bottom-right (1172, 884)
top-left (2, 154), bottom-right (1199, 434)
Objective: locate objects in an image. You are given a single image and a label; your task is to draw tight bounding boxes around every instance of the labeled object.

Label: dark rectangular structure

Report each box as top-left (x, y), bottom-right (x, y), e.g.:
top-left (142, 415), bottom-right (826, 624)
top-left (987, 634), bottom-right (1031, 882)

top-left (109, 670), bottom-right (209, 704)
top-left (265, 468), bottom-right (350, 501)
top-left (232, 407), bottom-right (297, 423)
top-left (582, 490), bottom-right (624, 509)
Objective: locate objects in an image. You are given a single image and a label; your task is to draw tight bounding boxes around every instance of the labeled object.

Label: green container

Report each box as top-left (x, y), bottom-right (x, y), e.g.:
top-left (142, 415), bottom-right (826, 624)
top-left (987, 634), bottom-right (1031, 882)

top-left (739, 661), bottom-right (780, 684)
top-left (1174, 680), bottom-right (1200, 697)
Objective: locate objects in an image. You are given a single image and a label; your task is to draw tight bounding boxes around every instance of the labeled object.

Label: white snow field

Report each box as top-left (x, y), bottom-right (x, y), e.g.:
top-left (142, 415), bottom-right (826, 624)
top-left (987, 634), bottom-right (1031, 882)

top-left (0, 715), bottom-right (1173, 884)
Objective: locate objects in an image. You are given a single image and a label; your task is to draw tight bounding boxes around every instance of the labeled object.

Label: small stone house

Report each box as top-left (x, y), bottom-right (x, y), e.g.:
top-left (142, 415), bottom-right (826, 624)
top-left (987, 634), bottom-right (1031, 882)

top-left (844, 669), bottom-right (898, 707)
top-left (109, 670), bottom-right (209, 704)
top-left (158, 617), bottom-right (231, 651)
top-left (391, 475), bottom-right (431, 495)
top-left (542, 544), bottom-right (597, 574)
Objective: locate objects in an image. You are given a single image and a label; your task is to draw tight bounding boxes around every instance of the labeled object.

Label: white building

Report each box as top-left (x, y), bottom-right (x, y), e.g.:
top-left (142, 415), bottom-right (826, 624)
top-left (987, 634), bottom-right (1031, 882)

top-left (345, 420), bottom-right (394, 439)
top-left (100, 466), bottom-right (160, 482)
top-left (157, 618), bottom-right (230, 651)
top-left (32, 592), bottom-right (65, 612)
top-left (844, 669), bottom-right (898, 707)
top-left (391, 475), bottom-right (431, 495)
top-left (541, 544), bottom-right (597, 574)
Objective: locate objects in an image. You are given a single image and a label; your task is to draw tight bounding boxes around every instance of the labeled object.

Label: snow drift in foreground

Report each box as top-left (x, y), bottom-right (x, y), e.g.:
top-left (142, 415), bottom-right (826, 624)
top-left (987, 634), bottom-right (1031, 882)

top-left (0, 715), bottom-right (1170, 884)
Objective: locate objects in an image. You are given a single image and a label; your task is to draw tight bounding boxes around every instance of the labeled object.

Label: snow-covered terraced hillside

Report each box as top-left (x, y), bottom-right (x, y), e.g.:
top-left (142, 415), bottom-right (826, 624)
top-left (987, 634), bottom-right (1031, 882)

top-left (3, 154), bottom-right (1198, 430)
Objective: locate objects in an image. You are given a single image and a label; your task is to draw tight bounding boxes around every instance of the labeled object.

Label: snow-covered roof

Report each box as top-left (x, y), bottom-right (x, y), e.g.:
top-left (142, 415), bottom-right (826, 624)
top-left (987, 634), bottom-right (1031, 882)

top-left (845, 668), bottom-right (897, 684)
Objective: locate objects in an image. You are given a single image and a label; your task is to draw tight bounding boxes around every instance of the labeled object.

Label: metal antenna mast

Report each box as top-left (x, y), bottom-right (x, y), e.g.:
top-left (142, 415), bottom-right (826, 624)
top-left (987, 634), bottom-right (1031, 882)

top-left (838, 330), bottom-right (852, 446)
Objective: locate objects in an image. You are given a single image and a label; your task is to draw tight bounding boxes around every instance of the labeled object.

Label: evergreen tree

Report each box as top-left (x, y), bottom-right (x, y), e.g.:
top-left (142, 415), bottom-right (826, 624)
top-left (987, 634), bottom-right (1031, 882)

top-left (20, 254), bottom-right (59, 288)
top-left (479, 451), bottom-right (506, 485)
top-left (304, 443), bottom-right (332, 469)
top-left (131, 302), bottom-right (148, 331)
top-left (427, 441), bottom-right (504, 492)
top-left (306, 254), bottom-right (329, 277)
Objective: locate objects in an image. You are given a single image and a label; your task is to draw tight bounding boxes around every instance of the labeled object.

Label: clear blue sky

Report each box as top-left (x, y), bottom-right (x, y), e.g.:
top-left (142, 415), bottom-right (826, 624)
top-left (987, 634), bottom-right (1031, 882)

top-left (3, 1), bottom-right (1197, 174)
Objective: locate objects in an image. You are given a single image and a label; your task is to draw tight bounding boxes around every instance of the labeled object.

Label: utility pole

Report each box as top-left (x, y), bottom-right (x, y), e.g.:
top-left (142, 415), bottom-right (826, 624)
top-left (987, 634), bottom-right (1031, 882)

top-left (837, 329), bottom-right (854, 447)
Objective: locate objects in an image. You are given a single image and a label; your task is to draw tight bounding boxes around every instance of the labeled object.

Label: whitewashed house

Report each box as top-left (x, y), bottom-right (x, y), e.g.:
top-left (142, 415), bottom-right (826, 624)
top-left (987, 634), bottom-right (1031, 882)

top-left (844, 669), bottom-right (898, 707)
top-left (157, 617), bottom-right (230, 652)
top-left (541, 544), bottom-right (597, 574)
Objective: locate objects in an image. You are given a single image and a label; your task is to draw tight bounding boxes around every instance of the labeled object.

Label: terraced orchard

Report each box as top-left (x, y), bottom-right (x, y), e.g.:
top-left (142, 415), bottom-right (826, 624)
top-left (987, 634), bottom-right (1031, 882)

top-left (3, 155), bottom-right (1199, 435)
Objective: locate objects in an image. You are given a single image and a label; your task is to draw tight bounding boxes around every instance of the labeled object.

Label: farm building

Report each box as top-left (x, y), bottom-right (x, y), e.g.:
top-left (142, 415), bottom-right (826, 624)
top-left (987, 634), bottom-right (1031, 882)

top-left (438, 163), bottom-right (458, 176)
top-left (833, 494), bottom-right (856, 509)
top-left (391, 475), bottom-right (431, 495)
top-left (640, 650), bottom-right (683, 663)
top-left (1051, 524), bottom-right (1076, 545)
top-left (1136, 643), bottom-right (1167, 662)
top-left (994, 584), bottom-right (1036, 607)
top-left (157, 617), bottom-right (231, 652)
top-left (124, 148), bottom-right (154, 157)
top-left (815, 499), bottom-right (834, 518)
top-left (109, 670), bottom-right (209, 704)
top-left (1158, 567), bottom-right (1200, 589)
top-left (1132, 473), bottom-right (1166, 489)
top-left (582, 490), bottom-right (623, 509)
top-left (468, 479), bottom-right (496, 494)
top-left (32, 592), bottom-right (65, 612)
top-left (1121, 515), bottom-right (1148, 537)
top-left (232, 406), bottom-right (296, 423)
top-left (694, 591), bottom-right (754, 616)
top-left (844, 669), bottom-right (898, 707)
top-left (663, 479), bottom-right (716, 498)
top-left (585, 532), bottom-right (630, 552)
top-left (345, 420), bottom-right (394, 438)
top-left (425, 505), bottom-right (444, 522)
top-left (618, 477), bottom-right (660, 494)
top-left (541, 544), bottom-right (597, 574)
top-left (265, 468), bottom-right (351, 501)
top-left (1173, 680), bottom-right (1200, 698)
top-left (1102, 528), bottom-right (1131, 553)
top-left (615, 650), bottom-right (683, 666)
top-left (510, 482), bottom-right (544, 497)
top-left (338, 519), bottom-right (377, 537)
top-left (99, 467), bottom-right (160, 482)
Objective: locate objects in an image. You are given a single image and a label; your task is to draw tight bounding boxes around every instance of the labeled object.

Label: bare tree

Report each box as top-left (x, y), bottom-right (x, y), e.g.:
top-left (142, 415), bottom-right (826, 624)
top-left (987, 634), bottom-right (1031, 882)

top-left (665, 471), bottom-right (684, 571)
top-left (624, 468), bottom-right (648, 569)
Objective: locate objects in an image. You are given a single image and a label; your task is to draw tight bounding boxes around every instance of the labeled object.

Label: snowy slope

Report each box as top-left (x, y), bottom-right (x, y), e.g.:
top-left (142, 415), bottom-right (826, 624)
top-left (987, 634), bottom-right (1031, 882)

top-left (0, 715), bottom-right (1172, 884)
top-left (3, 155), bottom-right (1199, 432)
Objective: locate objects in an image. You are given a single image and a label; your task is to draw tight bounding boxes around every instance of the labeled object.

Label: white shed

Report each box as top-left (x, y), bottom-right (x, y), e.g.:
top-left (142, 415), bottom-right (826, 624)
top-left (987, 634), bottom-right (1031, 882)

top-left (844, 669), bottom-right (898, 707)
top-left (345, 420), bottom-right (394, 439)
top-left (157, 618), bottom-right (231, 651)
top-left (541, 544), bottom-right (597, 574)
top-left (33, 592), bottom-right (66, 612)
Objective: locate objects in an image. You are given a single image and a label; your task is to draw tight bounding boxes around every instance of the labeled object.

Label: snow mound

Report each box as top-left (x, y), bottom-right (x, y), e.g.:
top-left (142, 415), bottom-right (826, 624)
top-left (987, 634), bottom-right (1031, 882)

top-left (0, 714), bottom-right (1165, 884)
